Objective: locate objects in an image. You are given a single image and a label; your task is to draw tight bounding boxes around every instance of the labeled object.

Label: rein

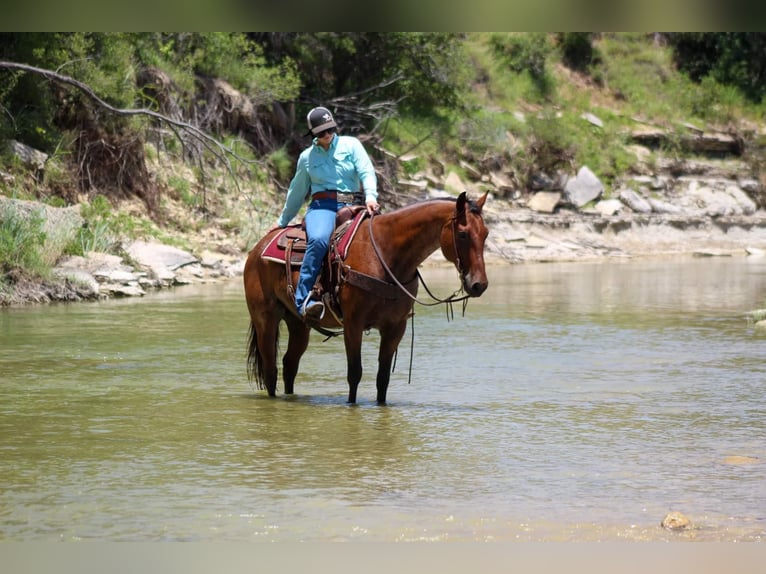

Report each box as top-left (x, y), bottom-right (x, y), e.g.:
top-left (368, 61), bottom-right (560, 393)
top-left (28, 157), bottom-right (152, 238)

top-left (367, 211), bottom-right (471, 316)
top-left (367, 208), bottom-right (473, 386)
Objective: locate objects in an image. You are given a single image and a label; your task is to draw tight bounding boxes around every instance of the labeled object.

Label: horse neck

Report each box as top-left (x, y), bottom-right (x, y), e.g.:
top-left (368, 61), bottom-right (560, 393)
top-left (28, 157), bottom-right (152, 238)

top-left (373, 200), bottom-right (453, 276)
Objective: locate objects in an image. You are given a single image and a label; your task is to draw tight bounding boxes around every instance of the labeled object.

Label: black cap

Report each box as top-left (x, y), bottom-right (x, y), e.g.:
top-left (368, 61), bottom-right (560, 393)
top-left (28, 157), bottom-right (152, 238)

top-left (306, 106), bottom-right (337, 136)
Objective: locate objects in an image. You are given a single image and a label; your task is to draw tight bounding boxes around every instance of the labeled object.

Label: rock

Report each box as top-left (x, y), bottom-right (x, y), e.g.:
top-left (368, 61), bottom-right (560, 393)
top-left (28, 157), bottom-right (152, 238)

top-left (459, 160), bottom-right (482, 181)
top-left (618, 189), bottom-right (652, 213)
top-left (488, 172), bottom-right (515, 197)
top-left (581, 112), bottom-right (603, 128)
top-left (8, 139), bottom-right (48, 171)
top-left (52, 267), bottom-right (100, 296)
top-left (444, 171), bottom-right (466, 194)
top-left (102, 284), bottom-right (146, 297)
top-left (0, 196), bottom-right (83, 252)
top-left (661, 511), bottom-right (691, 531)
top-left (594, 199), bottom-right (623, 216)
top-left (564, 166), bottom-right (603, 208)
top-left (723, 455), bottom-right (760, 465)
top-left (527, 191), bottom-right (561, 213)
top-left (738, 178), bottom-right (761, 194)
top-left (648, 198), bottom-right (682, 214)
top-left (398, 178), bottom-right (429, 192)
top-left (725, 185), bottom-right (757, 215)
top-left (685, 182), bottom-right (743, 217)
top-left (126, 240), bottom-right (198, 274)
top-left (693, 249), bottom-right (732, 257)
top-left (529, 171), bottom-right (558, 191)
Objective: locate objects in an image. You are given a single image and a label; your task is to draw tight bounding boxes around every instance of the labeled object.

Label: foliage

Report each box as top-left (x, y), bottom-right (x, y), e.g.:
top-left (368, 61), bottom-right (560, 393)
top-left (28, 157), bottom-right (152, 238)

top-left (252, 33), bottom-right (472, 124)
top-left (667, 33), bottom-right (766, 104)
top-left (489, 33), bottom-right (556, 100)
top-left (557, 33), bottom-right (602, 72)
top-left (265, 147), bottom-right (295, 187)
top-left (65, 195), bottom-right (156, 257)
top-left (0, 203), bottom-right (48, 277)
top-left (132, 33), bottom-right (300, 105)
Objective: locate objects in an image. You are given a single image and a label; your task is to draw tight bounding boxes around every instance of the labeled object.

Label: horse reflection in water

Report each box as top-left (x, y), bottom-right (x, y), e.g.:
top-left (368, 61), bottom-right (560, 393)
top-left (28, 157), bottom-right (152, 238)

top-left (243, 191), bottom-right (489, 404)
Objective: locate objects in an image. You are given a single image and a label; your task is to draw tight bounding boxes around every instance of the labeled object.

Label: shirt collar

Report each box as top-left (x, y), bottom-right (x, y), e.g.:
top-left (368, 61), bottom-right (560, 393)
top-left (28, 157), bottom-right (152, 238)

top-left (312, 133), bottom-right (338, 151)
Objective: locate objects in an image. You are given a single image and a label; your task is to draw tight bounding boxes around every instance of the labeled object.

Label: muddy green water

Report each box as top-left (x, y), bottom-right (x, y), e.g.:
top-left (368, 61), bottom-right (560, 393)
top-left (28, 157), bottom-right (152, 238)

top-left (1, 256), bottom-right (765, 541)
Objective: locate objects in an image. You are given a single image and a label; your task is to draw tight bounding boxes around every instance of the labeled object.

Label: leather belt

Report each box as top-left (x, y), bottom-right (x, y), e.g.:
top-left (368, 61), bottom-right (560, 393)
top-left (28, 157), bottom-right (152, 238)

top-left (312, 190), bottom-right (356, 201)
top-left (312, 191), bottom-right (337, 200)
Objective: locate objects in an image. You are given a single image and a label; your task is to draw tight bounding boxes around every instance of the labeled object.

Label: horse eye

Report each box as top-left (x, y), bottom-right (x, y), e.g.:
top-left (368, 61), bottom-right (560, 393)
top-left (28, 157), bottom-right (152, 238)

top-left (458, 231), bottom-right (469, 241)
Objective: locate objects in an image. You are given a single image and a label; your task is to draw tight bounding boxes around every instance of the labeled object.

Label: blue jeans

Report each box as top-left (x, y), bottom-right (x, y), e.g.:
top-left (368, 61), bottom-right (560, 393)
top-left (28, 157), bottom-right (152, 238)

top-left (294, 198), bottom-right (341, 312)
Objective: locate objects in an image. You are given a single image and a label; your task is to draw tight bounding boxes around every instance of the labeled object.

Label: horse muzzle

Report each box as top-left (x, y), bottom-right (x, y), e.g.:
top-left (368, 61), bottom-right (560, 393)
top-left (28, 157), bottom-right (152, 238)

top-left (463, 274), bottom-right (488, 297)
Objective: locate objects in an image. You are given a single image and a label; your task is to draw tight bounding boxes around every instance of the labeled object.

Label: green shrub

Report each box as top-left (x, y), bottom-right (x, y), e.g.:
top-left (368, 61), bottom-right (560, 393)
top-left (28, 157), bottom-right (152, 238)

top-left (0, 203), bottom-right (48, 277)
top-left (557, 33), bottom-right (601, 72)
top-left (64, 196), bottom-right (113, 256)
top-left (489, 33), bottom-right (556, 101)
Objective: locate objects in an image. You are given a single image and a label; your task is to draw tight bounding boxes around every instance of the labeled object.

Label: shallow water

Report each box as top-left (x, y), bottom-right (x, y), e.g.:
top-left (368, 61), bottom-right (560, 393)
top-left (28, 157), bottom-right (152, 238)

top-left (1, 256), bottom-right (765, 541)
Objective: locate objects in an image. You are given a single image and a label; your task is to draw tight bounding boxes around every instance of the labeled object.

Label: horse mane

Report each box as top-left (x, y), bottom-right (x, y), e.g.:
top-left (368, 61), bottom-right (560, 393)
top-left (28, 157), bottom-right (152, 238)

top-left (396, 195), bottom-right (482, 215)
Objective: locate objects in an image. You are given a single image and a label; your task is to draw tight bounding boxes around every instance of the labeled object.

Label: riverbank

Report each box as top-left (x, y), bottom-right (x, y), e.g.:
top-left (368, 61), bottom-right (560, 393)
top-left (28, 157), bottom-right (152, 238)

top-left (6, 194), bottom-right (766, 308)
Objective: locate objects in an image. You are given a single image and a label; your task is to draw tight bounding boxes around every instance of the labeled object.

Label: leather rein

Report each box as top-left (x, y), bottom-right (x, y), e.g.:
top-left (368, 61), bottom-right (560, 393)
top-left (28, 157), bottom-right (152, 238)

top-left (367, 210), bottom-right (472, 314)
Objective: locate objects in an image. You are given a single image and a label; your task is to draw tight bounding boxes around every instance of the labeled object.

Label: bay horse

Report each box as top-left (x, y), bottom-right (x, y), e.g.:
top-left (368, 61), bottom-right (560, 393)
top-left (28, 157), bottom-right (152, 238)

top-left (243, 191), bottom-right (489, 404)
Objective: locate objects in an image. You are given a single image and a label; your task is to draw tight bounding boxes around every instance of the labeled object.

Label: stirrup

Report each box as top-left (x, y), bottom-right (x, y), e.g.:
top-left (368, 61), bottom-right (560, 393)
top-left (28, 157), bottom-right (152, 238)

top-left (300, 298), bottom-right (325, 322)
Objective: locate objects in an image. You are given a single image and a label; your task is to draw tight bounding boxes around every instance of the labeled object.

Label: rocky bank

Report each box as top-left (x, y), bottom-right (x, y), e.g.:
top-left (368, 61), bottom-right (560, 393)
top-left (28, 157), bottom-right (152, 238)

top-left (3, 130), bottom-right (766, 306)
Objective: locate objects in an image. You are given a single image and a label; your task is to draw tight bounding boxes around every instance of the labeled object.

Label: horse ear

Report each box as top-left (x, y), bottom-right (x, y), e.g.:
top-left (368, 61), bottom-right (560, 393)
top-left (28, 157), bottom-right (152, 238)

top-left (476, 191), bottom-right (489, 212)
top-left (456, 191), bottom-right (468, 212)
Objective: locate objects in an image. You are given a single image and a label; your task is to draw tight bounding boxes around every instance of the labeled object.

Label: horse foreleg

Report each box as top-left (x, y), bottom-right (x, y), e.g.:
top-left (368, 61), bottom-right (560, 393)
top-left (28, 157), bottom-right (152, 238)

top-left (344, 327), bottom-right (364, 404)
top-left (376, 321), bottom-right (408, 405)
top-left (283, 314), bottom-right (310, 395)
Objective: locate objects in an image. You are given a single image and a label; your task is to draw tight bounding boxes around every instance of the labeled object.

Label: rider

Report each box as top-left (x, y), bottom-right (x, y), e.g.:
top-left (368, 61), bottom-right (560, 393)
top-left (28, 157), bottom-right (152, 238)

top-left (275, 106), bottom-right (380, 322)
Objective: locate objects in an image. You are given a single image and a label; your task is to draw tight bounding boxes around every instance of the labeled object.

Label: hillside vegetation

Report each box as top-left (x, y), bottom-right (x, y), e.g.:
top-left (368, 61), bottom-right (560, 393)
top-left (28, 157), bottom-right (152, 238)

top-left (1, 32), bottom-right (766, 302)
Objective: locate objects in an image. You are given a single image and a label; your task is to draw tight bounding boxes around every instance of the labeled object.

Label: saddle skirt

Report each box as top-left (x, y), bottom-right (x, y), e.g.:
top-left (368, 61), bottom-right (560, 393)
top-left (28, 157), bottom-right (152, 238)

top-left (260, 206), bottom-right (367, 266)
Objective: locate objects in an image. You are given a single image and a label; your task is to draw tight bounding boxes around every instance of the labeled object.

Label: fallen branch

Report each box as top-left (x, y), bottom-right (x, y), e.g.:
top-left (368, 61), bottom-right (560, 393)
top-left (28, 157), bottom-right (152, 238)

top-left (0, 60), bottom-right (261, 189)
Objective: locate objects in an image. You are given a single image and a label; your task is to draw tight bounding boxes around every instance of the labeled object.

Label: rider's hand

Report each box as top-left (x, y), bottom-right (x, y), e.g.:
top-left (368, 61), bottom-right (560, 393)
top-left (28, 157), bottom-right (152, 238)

top-left (366, 200), bottom-right (380, 215)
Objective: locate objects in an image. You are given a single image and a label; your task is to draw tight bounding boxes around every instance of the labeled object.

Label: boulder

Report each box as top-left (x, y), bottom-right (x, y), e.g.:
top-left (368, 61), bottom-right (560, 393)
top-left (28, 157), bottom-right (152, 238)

top-left (126, 240), bottom-right (198, 276)
top-left (444, 171), bottom-right (467, 194)
top-left (618, 188), bottom-right (652, 213)
top-left (648, 198), bottom-right (683, 214)
top-left (527, 191), bottom-right (561, 213)
top-left (563, 166), bottom-right (603, 208)
top-left (594, 199), bottom-right (623, 216)
top-left (661, 511), bottom-right (691, 531)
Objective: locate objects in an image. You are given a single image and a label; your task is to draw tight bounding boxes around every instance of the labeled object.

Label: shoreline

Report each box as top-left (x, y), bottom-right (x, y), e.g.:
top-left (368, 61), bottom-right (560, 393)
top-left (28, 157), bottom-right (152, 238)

top-left (4, 203), bottom-right (766, 307)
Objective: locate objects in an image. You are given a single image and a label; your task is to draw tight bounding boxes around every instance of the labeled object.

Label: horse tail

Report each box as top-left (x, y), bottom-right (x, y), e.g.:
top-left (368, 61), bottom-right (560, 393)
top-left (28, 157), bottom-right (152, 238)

top-left (246, 322), bottom-right (264, 389)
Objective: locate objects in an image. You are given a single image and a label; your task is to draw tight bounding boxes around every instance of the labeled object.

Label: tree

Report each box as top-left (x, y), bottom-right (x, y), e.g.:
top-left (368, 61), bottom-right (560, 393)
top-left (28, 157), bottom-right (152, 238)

top-left (667, 33), bottom-right (766, 103)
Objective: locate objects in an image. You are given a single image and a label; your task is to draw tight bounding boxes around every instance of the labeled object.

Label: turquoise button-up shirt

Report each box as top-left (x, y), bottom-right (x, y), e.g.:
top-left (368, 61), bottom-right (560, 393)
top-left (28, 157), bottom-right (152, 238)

top-left (277, 134), bottom-right (377, 227)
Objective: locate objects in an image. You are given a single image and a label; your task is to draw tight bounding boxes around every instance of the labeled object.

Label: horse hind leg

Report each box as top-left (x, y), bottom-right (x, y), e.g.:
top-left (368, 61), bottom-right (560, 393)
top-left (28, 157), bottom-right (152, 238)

top-left (282, 314), bottom-right (311, 395)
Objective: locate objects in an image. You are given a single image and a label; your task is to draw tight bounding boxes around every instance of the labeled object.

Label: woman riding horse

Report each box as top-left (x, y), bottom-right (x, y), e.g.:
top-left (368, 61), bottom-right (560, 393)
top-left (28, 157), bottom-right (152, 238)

top-left (244, 190), bottom-right (490, 405)
top-left (274, 106), bottom-right (379, 323)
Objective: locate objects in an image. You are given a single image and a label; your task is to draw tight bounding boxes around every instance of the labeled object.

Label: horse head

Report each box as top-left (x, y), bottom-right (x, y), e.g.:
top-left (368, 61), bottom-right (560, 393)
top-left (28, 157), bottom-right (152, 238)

top-left (440, 191), bottom-right (489, 297)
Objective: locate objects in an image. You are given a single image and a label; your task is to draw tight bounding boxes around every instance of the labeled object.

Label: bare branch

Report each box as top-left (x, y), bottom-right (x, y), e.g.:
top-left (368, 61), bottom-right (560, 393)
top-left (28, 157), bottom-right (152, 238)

top-left (0, 60), bottom-right (261, 189)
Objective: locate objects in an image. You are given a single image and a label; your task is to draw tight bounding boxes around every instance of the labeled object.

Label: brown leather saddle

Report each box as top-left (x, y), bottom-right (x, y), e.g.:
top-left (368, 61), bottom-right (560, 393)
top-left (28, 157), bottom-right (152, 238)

top-left (260, 205), bottom-right (368, 319)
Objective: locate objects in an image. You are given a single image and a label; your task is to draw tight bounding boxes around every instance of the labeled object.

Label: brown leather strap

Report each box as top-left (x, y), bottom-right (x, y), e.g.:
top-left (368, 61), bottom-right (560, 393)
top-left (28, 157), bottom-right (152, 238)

top-left (285, 239), bottom-right (295, 300)
top-left (343, 267), bottom-right (417, 300)
top-left (311, 191), bottom-right (337, 201)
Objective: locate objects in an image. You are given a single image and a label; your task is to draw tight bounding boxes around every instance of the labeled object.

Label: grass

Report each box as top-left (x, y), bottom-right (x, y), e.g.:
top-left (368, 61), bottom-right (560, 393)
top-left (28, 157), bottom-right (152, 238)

top-left (0, 203), bottom-right (49, 278)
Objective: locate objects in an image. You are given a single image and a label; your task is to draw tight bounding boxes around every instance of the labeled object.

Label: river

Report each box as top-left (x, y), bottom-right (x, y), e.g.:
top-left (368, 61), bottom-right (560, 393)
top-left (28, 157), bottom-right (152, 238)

top-left (1, 255), bottom-right (765, 542)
